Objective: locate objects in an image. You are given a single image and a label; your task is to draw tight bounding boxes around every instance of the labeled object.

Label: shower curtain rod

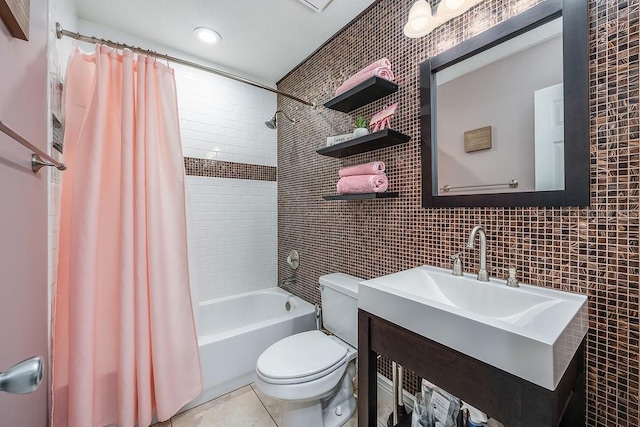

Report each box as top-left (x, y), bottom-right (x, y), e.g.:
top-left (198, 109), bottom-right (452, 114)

top-left (55, 23), bottom-right (317, 108)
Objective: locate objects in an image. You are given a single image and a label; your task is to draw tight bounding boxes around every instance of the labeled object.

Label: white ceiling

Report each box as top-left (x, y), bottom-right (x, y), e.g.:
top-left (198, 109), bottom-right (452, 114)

top-left (75, 0), bottom-right (377, 83)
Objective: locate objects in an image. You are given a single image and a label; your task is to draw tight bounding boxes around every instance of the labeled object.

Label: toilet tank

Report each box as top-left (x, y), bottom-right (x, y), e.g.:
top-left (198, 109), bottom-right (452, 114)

top-left (319, 273), bottom-right (361, 348)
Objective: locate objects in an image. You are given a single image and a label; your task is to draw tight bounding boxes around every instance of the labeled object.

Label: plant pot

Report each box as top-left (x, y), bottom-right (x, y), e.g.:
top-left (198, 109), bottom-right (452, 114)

top-left (353, 127), bottom-right (370, 138)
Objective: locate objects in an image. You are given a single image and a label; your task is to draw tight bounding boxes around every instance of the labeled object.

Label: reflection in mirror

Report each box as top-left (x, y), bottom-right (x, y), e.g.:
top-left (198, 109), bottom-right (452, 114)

top-left (435, 18), bottom-right (563, 196)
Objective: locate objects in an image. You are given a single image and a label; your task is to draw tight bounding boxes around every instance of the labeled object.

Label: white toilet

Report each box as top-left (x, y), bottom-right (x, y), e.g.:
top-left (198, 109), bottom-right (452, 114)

top-left (255, 273), bottom-right (361, 427)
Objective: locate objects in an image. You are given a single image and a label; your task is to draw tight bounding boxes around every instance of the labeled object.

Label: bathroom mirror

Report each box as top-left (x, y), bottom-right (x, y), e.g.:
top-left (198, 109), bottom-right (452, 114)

top-left (420, 0), bottom-right (588, 208)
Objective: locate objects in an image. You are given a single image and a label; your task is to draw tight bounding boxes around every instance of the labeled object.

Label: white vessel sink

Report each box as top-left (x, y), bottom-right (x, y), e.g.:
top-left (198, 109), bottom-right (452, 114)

top-left (358, 265), bottom-right (588, 390)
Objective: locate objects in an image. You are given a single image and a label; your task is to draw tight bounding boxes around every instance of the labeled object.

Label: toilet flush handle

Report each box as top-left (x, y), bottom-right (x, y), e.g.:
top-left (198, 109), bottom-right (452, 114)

top-left (315, 304), bottom-right (322, 330)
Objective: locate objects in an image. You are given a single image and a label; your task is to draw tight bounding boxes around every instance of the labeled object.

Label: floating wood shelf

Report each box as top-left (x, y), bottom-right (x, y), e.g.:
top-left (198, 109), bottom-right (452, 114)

top-left (324, 76), bottom-right (398, 113)
top-left (317, 129), bottom-right (410, 158)
top-left (323, 192), bottom-right (399, 201)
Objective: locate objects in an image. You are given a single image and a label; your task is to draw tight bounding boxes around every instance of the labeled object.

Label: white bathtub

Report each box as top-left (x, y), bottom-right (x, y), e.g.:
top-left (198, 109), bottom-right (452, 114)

top-left (181, 287), bottom-right (316, 411)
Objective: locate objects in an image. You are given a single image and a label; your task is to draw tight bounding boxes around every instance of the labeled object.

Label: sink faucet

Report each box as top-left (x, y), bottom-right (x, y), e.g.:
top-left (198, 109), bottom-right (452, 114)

top-left (467, 225), bottom-right (489, 282)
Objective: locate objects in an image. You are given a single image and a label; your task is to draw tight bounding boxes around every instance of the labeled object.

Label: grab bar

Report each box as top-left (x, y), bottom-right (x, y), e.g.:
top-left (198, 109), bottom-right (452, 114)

top-left (0, 120), bottom-right (67, 173)
top-left (440, 179), bottom-right (518, 193)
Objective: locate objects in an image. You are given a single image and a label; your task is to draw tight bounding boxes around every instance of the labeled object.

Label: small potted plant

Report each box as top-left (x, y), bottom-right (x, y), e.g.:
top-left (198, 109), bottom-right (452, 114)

top-left (353, 117), bottom-right (370, 138)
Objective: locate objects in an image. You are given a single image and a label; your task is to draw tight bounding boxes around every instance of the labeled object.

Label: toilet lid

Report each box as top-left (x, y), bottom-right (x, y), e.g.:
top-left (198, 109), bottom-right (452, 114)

top-left (256, 330), bottom-right (348, 381)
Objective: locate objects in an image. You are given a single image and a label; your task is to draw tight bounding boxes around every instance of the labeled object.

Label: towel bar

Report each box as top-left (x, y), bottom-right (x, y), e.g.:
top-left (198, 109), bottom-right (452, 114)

top-left (440, 179), bottom-right (518, 193)
top-left (0, 120), bottom-right (67, 173)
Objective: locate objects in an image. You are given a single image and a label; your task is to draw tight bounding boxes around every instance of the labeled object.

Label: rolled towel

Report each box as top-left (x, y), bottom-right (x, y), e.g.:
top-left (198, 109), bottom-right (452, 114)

top-left (349, 58), bottom-right (392, 82)
top-left (339, 161), bottom-right (386, 178)
top-left (335, 68), bottom-right (395, 96)
top-left (336, 174), bottom-right (388, 195)
top-left (335, 58), bottom-right (395, 96)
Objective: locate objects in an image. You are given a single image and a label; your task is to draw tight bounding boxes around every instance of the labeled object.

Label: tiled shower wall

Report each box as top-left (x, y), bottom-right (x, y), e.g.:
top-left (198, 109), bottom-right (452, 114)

top-left (173, 60), bottom-right (278, 302)
top-left (173, 57), bottom-right (278, 167)
top-left (185, 176), bottom-right (277, 302)
top-left (68, 21), bottom-right (280, 303)
top-left (277, 0), bottom-right (639, 426)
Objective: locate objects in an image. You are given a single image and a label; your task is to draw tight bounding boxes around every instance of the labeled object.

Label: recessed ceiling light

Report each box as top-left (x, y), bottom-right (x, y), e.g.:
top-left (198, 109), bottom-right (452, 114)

top-left (194, 27), bottom-right (221, 45)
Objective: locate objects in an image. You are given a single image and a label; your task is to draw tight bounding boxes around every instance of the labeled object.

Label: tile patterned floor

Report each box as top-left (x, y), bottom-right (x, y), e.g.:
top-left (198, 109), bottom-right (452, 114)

top-left (155, 384), bottom-right (391, 426)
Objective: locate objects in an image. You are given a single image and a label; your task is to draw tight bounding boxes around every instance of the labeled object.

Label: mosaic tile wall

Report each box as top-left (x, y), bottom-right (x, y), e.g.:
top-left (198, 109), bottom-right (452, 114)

top-left (277, 0), bottom-right (639, 425)
top-left (184, 157), bottom-right (276, 181)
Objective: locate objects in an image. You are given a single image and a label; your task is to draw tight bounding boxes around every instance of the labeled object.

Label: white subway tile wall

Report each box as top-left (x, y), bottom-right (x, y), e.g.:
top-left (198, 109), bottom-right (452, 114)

top-left (186, 177), bottom-right (277, 301)
top-left (174, 66), bottom-right (277, 167)
top-left (173, 59), bottom-right (278, 303)
top-left (174, 64), bottom-right (278, 303)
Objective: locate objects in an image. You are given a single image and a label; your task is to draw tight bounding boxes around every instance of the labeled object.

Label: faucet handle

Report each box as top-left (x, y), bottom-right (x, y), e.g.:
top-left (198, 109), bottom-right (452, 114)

top-left (504, 267), bottom-right (519, 287)
top-left (451, 253), bottom-right (463, 276)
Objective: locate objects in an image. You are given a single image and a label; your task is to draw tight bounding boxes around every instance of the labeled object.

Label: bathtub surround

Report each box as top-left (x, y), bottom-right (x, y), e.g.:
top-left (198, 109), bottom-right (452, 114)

top-left (186, 177), bottom-right (277, 301)
top-left (178, 64), bottom-right (279, 301)
top-left (53, 47), bottom-right (201, 426)
top-left (277, 1), bottom-right (639, 426)
top-left (174, 46), bottom-right (279, 302)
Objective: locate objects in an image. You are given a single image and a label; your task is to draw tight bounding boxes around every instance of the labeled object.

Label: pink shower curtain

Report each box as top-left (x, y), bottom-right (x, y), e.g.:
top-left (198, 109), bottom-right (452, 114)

top-left (52, 45), bottom-right (202, 427)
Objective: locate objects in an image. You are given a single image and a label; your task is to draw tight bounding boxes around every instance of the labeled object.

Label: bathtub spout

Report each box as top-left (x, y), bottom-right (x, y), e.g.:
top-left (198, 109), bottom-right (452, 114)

top-left (281, 276), bottom-right (297, 287)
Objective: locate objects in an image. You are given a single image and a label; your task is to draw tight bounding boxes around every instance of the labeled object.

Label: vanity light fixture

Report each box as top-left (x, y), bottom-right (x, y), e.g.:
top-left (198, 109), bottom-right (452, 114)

top-left (404, 0), bottom-right (485, 38)
top-left (193, 27), bottom-right (222, 44)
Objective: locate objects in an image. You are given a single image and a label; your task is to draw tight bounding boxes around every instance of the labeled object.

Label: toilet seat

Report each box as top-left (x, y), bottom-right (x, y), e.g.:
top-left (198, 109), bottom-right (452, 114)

top-left (256, 331), bottom-right (349, 385)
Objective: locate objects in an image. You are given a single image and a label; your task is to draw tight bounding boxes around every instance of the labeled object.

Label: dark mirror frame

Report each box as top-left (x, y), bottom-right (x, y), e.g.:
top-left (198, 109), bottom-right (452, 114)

top-left (420, 0), bottom-right (589, 208)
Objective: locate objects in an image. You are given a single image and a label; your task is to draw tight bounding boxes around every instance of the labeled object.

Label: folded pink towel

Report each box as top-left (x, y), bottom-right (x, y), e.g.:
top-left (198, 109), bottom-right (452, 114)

top-left (339, 161), bottom-right (386, 178)
top-left (335, 58), bottom-right (395, 96)
top-left (336, 174), bottom-right (388, 194)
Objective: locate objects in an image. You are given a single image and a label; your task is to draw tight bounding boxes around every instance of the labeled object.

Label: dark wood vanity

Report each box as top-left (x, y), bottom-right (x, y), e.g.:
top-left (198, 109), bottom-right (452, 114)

top-left (357, 310), bottom-right (585, 427)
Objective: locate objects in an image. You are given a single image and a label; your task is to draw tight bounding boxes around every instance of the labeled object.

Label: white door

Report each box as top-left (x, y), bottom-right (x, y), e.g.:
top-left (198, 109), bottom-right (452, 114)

top-left (0, 0), bottom-right (50, 425)
top-left (534, 83), bottom-right (565, 191)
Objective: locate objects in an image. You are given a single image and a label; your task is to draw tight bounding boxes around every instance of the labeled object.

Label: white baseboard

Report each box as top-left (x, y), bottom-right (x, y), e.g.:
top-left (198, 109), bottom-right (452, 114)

top-left (376, 373), bottom-right (415, 410)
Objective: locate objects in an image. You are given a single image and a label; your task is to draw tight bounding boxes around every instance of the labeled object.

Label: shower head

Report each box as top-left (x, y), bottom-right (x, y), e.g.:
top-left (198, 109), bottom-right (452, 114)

top-left (265, 110), bottom-right (297, 129)
top-left (265, 117), bottom-right (277, 129)
top-left (0, 356), bottom-right (44, 394)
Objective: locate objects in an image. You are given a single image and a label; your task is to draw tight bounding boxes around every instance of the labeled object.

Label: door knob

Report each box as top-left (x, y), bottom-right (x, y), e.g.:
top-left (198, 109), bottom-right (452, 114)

top-left (0, 356), bottom-right (44, 394)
